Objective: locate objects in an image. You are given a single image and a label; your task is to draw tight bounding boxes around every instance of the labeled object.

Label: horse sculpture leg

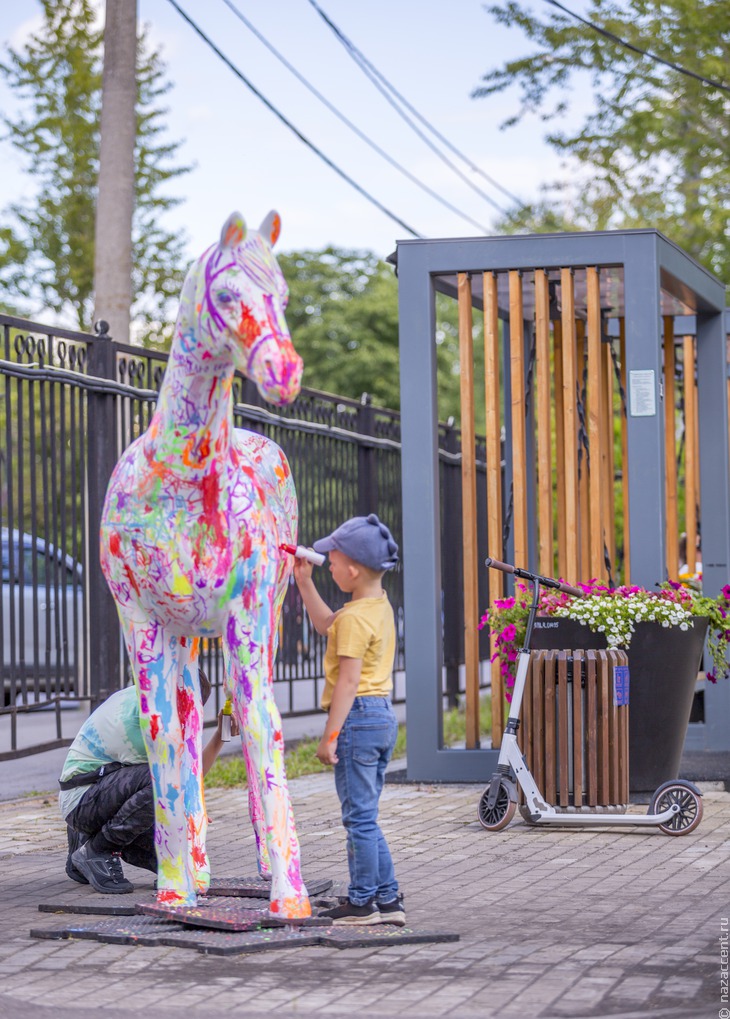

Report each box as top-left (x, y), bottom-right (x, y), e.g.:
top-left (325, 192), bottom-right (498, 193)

top-left (230, 430), bottom-right (298, 883)
top-left (122, 618), bottom-right (209, 905)
top-left (225, 575), bottom-right (310, 918)
top-left (224, 647), bottom-right (271, 879)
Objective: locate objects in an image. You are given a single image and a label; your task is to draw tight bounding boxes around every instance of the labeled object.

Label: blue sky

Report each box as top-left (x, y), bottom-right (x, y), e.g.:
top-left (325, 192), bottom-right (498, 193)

top-left (0, 0), bottom-right (588, 263)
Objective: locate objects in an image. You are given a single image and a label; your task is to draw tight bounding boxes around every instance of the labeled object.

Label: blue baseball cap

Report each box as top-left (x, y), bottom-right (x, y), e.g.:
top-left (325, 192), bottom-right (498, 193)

top-left (313, 514), bottom-right (399, 572)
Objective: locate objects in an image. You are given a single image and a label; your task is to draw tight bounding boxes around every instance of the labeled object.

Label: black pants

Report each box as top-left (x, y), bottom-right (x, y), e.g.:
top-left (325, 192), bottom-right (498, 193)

top-left (66, 763), bottom-right (156, 872)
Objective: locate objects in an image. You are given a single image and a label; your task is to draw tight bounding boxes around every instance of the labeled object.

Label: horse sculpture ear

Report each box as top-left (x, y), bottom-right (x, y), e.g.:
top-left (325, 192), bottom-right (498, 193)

top-left (259, 210), bottom-right (282, 248)
top-left (220, 213), bottom-right (247, 250)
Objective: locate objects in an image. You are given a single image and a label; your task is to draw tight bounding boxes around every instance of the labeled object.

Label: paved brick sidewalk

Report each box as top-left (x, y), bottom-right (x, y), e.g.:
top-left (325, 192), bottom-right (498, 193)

top-left (0, 773), bottom-right (726, 1018)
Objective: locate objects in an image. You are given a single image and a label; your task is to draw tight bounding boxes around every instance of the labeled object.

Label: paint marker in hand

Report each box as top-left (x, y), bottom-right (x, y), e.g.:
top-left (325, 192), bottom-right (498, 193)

top-left (221, 698), bottom-right (233, 742)
top-left (279, 543), bottom-right (325, 567)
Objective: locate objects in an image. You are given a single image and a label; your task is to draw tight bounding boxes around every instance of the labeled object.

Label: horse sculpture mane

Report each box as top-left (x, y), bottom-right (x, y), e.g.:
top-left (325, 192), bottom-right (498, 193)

top-left (100, 210), bottom-right (310, 916)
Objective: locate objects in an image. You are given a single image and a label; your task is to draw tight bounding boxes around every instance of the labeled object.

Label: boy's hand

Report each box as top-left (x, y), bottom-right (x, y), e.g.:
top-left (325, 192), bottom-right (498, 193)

top-left (316, 736), bottom-right (338, 766)
top-left (293, 555), bottom-right (314, 584)
top-left (216, 708), bottom-right (240, 740)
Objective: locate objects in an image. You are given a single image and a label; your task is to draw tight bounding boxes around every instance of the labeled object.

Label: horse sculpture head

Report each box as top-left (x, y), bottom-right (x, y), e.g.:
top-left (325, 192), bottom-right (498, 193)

top-left (181, 209), bottom-right (303, 406)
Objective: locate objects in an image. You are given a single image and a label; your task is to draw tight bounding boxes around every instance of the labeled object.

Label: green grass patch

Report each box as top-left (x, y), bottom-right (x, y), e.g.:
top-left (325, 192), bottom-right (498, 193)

top-left (204, 696), bottom-right (490, 789)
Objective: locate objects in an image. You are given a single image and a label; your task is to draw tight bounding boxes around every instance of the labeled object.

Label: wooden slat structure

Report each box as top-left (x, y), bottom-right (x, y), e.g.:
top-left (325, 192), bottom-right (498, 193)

top-left (396, 229), bottom-right (729, 781)
top-left (454, 270), bottom-right (708, 743)
top-left (483, 271), bottom-right (504, 742)
top-left (683, 334), bottom-right (699, 576)
top-left (520, 648), bottom-right (630, 809)
top-left (445, 265), bottom-right (716, 744)
top-left (457, 273), bottom-right (481, 749)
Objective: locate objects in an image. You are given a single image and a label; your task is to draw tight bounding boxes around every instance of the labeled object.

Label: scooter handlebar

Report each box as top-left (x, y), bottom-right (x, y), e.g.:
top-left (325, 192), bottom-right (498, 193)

top-left (484, 556), bottom-right (584, 599)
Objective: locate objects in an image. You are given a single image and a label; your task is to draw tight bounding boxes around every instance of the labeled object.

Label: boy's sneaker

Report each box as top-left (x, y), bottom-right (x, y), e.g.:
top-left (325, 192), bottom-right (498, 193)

top-left (377, 894), bottom-right (406, 927)
top-left (318, 898), bottom-right (380, 925)
top-left (65, 826), bottom-right (89, 885)
top-left (71, 842), bottom-right (134, 894)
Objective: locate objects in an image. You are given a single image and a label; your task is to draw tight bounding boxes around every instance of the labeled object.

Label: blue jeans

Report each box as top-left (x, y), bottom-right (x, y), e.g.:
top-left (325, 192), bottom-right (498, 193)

top-left (333, 696), bottom-right (399, 906)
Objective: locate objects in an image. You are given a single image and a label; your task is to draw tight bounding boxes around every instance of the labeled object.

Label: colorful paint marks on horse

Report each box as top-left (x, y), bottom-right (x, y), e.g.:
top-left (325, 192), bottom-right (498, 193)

top-left (100, 211), bottom-right (310, 917)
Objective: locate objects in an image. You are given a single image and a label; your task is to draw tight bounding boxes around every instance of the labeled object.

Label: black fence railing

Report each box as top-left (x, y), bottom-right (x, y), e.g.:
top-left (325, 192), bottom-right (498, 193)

top-left (0, 314), bottom-right (490, 759)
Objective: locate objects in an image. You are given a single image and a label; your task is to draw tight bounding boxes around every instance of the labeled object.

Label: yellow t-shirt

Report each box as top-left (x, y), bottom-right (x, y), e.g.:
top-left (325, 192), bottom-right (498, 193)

top-left (320, 593), bottom-right (396, 710)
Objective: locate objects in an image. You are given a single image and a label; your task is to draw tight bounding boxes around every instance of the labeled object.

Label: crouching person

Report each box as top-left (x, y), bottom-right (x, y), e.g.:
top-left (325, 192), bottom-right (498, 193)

top-left (59, 669), bottom-right (237, 893)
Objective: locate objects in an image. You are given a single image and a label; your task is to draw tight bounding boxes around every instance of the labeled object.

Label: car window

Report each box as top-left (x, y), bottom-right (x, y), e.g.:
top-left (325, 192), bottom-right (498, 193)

top-left (23, 548), bottom-right (47, 585)
top-left (2, 541), bottom-right (17, 583)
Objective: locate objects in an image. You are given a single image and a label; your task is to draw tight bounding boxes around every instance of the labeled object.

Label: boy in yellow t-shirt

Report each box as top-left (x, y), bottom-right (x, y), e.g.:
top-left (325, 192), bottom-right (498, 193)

top-left (293, 513), bottom-right (404, 927)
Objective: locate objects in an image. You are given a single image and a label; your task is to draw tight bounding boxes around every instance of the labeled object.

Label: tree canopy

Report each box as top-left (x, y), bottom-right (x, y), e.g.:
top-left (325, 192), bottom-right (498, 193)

top-left (475, 0), bottom-right (730, 286)
top-left (279, 247), bottom-right (481, 427)
top-left (0, 0), bottom-right (190, 337)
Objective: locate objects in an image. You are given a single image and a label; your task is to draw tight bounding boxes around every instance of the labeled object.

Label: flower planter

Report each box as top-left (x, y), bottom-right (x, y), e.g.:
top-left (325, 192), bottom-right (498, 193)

top-left (529, 617), bottom-right (708, 795)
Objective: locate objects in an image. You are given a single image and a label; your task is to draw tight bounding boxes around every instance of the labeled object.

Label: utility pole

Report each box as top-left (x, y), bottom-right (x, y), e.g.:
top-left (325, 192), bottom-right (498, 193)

top-left (93, 0), bottom-right (137, 343)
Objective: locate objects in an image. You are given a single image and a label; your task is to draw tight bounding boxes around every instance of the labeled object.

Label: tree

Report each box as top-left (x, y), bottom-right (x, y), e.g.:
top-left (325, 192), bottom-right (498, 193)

top-left (0, 0), bottom-right (190, 339)
top-left (94, 0), bottom-right (137, 344)
top-left (474, 0), bottom-right (730, 286)
top-left (279, 247), bottom-right (482, 427)
top-left (279, 248), bottom-right (401, 409)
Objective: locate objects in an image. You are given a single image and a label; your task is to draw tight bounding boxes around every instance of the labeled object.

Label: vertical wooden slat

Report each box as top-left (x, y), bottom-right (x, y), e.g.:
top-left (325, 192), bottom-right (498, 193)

top-left (553, 319), bottom-right (567, 578)
top-left (619, 318), bottom-right (630, 583)
top-left (509, 270), bottom-right (528, 568)
top-left (577, 319), bottom-right (590, 580)
top-left (585, 651), bottom-right (598, 806)
top-left (532, 651), bottom-right (546, 801)
top-left (586, 267), bottom-right (604, 581)
top-left (483, 272), bottom-right (504, 744)
top-left (602, 338), bottom-right (616, 574)
top-left (535, 270), bottom-right (553, 576)
top-left (597, 652), bottom-right (610, 805)
top-left (457, 273), bottom-right (480, 749)
top-left (561, 268), bottom-right (579, 582)
top-left (557, 652), bottom-right (570, 807)
top-left (664, 316), bottom-right (679, 579)
top-left (572, 649), bottom-right (583, 807)
top-left (683, 335), bottom-right (698, 575)
top-left (606, 649), bottom-right (619, 805)
top-left (544, 651), bottom-right (556, 804)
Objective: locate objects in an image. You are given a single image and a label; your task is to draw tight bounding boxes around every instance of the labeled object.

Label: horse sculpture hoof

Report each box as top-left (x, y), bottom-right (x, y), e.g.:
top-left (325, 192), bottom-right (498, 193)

top-left (268, 895), bottom-right (312, 919)
top-left (157, 888), bottom-right (198, 907)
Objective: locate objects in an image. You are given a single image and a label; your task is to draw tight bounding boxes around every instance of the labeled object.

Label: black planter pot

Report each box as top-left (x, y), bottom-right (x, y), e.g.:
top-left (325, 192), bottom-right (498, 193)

top-left (529, 617), bottom-right (708, 795)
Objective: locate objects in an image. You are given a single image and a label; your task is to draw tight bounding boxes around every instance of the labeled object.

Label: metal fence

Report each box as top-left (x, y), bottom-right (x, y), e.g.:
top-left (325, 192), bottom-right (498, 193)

top-left (0, 314), bottom-right (489, 759)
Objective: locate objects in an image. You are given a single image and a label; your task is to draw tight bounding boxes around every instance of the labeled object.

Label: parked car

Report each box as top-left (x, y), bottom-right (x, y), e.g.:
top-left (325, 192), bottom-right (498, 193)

top-left (1, 528), bottom-right (83, 705)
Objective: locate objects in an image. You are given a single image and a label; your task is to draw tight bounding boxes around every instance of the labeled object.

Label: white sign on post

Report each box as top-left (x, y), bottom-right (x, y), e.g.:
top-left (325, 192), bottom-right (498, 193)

top-left (629, 370), bottom-right (656, 417)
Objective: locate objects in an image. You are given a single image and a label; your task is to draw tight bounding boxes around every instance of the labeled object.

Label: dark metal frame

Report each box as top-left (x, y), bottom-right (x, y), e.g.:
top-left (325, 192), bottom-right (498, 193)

top-left (396, 229), bottom-right (729, 782)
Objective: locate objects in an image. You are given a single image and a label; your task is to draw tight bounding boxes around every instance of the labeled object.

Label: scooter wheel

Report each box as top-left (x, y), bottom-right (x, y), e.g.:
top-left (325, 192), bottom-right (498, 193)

top-left (477, 780), bottom-right (516, 831)
top-left (649, 780), bottom-right (703, 836)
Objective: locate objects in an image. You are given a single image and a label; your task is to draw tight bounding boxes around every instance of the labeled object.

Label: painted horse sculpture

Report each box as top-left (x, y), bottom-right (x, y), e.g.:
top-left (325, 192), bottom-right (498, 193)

top-left (100, 210), bottom-right (310, 916)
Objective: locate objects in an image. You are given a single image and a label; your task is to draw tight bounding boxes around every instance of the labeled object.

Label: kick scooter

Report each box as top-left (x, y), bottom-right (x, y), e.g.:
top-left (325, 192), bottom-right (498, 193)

top-left (477, 557), bottom-right (703, 836)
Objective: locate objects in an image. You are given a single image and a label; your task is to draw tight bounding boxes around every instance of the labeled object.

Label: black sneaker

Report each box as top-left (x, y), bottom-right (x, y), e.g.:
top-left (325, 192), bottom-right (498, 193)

top-left (377, 894), bottom-right (406, 927)
top-left (65, 826), bottom-right (89, 885)
top-left (71, 842), bottom-right (134, 894)
top-left (318, 898), bottom-right (380, 926)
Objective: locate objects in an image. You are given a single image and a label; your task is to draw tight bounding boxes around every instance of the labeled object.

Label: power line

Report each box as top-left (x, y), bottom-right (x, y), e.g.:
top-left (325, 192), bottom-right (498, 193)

top-left (306, 0), bottom-right (526, 213)
top-left (544, 0), bottom-right (730, 97)
top-left (165, 0), bottom-right (423, 239)
top-left (219, 0), bottom-right (493, 233)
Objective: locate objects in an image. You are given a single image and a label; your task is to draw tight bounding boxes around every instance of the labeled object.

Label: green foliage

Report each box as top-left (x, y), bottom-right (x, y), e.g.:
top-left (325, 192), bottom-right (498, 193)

top-left (476, 0), bottom-right (730, 287)
top-left (279, 247), bottom-right (483, 428)
top-left (279, 248), bottom-right (401, 410)
top-left (204, 703), bottom-right (493, 789)
top-left (204, 723), bottom-right (406, 790)
top-left (0, 0), bottom-right (190, 335)
top-left (442, 697), bottom-right (493, 747)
